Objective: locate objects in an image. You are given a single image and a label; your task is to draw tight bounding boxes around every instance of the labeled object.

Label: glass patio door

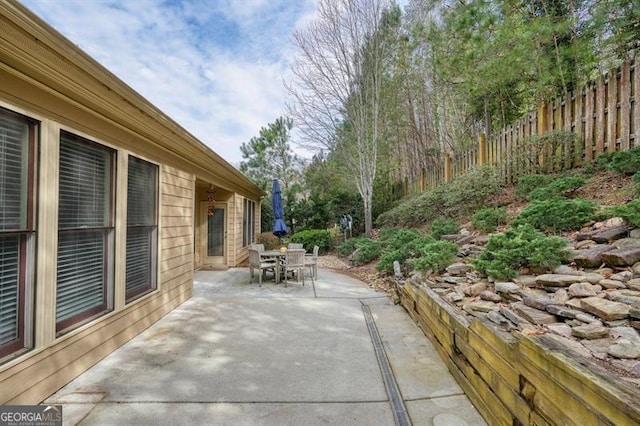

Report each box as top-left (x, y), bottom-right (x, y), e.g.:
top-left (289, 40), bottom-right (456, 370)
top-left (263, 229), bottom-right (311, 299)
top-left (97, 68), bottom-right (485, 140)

top-left (201, 202), bottom-right (226, 265)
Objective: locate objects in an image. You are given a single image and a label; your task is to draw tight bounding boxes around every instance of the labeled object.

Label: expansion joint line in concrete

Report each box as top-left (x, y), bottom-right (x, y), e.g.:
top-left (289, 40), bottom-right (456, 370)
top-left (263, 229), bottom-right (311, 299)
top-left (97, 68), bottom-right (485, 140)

top-left (361, 304), bottom-right (412, 426)
top-left (79, 399), bottom-right (392, 405)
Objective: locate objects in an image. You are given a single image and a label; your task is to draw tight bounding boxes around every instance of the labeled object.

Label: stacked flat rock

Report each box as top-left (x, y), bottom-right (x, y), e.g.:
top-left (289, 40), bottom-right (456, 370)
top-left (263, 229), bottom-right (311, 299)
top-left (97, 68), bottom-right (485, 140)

top-left (414, 218), bottom-right (640, 380)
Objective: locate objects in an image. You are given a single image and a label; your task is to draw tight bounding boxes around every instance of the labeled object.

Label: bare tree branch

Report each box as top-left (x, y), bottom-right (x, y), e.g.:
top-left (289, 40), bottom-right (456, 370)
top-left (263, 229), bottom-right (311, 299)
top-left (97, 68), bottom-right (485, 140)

top-left (286, 0), bottom-right (393, 236)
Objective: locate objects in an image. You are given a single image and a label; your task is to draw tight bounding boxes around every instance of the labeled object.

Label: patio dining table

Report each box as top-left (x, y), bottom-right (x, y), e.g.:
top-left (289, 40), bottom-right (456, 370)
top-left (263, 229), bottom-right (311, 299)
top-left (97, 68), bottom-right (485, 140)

top-left (259, 249), bottom-right (308, 284)
top-left (259, 250), bottom-right (287, 283)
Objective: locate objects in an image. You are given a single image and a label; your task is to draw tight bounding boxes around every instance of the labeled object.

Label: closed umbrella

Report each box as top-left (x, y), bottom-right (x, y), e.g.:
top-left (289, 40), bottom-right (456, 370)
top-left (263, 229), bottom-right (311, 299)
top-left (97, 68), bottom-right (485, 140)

top-left (272, 179), bottom-right (289, 237)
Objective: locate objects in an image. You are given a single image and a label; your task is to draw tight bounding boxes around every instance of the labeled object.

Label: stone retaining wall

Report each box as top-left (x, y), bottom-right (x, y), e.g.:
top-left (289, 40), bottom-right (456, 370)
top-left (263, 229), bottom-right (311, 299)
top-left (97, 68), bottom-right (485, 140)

top-left (398, 282), bottom-right (640, 425)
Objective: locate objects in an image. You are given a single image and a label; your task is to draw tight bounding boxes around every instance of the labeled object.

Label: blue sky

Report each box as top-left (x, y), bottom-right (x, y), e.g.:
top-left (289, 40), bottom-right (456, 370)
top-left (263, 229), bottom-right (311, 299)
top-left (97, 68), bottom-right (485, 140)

top-left (19, 0), bottom-right (317, 165)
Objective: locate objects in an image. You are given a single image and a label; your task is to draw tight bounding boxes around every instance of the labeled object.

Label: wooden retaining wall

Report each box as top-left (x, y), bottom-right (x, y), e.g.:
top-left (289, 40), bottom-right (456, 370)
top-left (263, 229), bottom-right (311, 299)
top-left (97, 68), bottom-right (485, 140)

top-left (397, 282), bottom-right (640, 425)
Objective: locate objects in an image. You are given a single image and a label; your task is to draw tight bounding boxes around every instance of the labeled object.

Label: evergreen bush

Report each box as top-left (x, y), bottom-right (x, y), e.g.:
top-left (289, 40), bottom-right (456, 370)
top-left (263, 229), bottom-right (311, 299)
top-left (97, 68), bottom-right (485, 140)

top-left (511, 131), bottom-right (582, 176)
top-left (408, 240), bottom-right (459, 273)
top-left (596, 146), bottom-right (640, 175)
top-left (441, 165), bottom-right (503, 215)
top-left (601, 199), bottom-right (640, 227)
top-left (337, 237), bottom-right (367, 257)
top-left (515, 174), bottom-right (554, 199)
top-left (379, 227), bottom-right (423, 248)
top-left (430, 217), bottom-right (459, 239)
top-left (376, 165), bottom-right (502, 227)
top-left (376, 228), bottom-right (434, 273)
top-left (528, 174), bottom-right (586, 201)
top-left (513, 197), bottom-right (596, 232)
top-left (472, 207), bottom-right (508, 233)
top-left (376, 190), bottom-right (445, 227)
top-left (473, 224), bottom-right (570, 280)
top-left (290, 229), bottom-right (332, 253)
top-left (352, 239), bottom-right (382, 264)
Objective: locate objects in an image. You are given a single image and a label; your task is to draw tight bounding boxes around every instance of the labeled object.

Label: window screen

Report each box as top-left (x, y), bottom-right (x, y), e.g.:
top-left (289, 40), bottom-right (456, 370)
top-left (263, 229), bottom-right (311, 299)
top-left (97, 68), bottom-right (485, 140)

top-left (125, 157), bottom-right (158, 302)
top-left (0, 113), bottom-right (28, 230)
top-left (0, 108), bottom-right (35, 359)
top-left (56, 131), bottom-right (114, 332)
top-left (243, 199), bottom-right (255, 247)
top-left (0, 235), bottom-right (23, 355)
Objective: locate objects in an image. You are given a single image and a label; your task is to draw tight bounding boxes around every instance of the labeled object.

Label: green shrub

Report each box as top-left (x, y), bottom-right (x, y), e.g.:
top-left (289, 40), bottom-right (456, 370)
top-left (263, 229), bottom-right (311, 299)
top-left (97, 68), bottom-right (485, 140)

top-left (473, 224), bottom-right (570, 280)
top-left (377, 227), bottom-right (423, 273)
top-left (440, 165), bottom-right (503, 216)
top-left (595, 150), bottom-right (618, 170)
top-left (377, 232), bottom-right (435, 273)
top-left (337, 237), bottom-right (381, 264)
top-left (528, 174), bottom-right (587, 201)
top-left (256, 232), bottom-right (280, 250)
top-left (376, 191), bottom-right (444, 227)
top-left (511, 131), bottom-right (582, 176)
top-left (376, 165), bottom-right (502, 227)
top-left (634, 172), bottom-right (640, 196)
top-left (513, 197), bottom-right (596, 232)
top-left (472, 207), bottom-right (508, 233)
top-left (595, 146), bottom-right (640, 175)
top-left (408, 240), bottom-right (459, 273)
top-left (352, 239), bottom-right (382, 264)
top-left (377, 249), bottom-right (405, 273)
top-left (430, 217), bottom-right (459, 239)
top-left (378, 227), bottom-right (423, 248)
top-left (600, 199), bottom-right (640, 227)
top-left (337, 237), bottom-right (366, 257)
top-left (290, 229), bottom-right (332, 253)
top-left (515, 174), bottom-right (554, 199)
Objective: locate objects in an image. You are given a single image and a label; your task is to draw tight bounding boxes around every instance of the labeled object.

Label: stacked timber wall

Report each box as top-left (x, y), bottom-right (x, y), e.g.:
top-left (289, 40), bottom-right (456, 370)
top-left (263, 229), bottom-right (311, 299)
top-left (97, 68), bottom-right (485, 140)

top-left (398, 282), bottom-right (640, 425)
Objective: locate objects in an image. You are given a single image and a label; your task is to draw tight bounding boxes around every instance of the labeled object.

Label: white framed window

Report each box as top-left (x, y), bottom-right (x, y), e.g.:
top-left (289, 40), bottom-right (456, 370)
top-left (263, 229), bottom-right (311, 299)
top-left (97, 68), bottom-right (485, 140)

top-left (243, 198), bottom-right (256, 247)
top-left (56, 131), bottom-right (114, 333)
top-left (0, 107), bottom-right (36, 360)
top-left (125, 156), bottom-right (158, 303)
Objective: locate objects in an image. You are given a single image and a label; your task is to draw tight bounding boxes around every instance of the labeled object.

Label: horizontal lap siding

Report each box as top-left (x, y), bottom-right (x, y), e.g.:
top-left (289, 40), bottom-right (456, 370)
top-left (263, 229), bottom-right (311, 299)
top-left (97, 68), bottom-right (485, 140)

top-left (160, 164), bottom-right (194, 291)
top-left (0, 165), bottom-right (195, 405)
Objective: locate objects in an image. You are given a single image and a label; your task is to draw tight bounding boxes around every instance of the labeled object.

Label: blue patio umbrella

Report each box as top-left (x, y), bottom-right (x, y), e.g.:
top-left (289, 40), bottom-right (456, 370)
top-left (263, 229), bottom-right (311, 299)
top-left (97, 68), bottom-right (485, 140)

top-left (272, 179), bottom-right (289, 237)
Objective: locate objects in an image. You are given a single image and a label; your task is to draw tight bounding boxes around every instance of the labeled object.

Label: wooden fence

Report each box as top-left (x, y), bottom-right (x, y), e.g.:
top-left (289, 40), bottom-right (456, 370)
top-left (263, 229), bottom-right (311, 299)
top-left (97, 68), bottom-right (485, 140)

top-left (407, 56), bottom-right (640, 195)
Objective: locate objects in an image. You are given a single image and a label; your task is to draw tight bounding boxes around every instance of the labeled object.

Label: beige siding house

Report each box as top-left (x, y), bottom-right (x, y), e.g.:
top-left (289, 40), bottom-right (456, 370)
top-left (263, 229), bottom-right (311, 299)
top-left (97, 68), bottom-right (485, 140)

top-left (0, 1), bottom-right (262, 404)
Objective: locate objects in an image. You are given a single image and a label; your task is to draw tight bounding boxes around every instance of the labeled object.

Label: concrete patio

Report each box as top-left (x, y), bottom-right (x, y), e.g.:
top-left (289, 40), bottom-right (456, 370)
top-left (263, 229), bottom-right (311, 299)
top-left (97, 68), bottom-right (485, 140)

top-left (45, 267), bottom-right (486, 425)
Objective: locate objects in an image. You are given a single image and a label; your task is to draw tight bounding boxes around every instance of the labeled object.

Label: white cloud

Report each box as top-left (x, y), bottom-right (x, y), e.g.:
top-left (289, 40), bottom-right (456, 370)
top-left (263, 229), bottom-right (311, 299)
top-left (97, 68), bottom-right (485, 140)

top-left (19, 0), bottom-right (316, 165)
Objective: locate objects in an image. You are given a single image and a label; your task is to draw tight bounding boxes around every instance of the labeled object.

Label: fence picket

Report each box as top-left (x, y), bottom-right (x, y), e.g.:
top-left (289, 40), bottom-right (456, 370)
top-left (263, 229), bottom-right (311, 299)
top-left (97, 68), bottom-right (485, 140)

top-left (585, 84), bottom-right (595, 160)
top-left (620, 61), bottom-right (631, 152)
top-left (596, 75), bottom-right (606, 155)
top-left (575, 87), bottom-right (584, 164)
top-left (408, 56), bottom-right (638, 193)
top-left (634, 57), bottom-right (640, 148)
top-left (506, 125), bottom-right (513, 183)
top-left (608, 68), bottom-right (619, 152)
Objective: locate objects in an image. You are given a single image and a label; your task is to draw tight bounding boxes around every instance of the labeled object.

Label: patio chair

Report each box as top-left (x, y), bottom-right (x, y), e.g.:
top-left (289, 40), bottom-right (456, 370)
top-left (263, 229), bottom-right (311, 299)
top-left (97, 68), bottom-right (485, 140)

top-left (283, 249), bottom-right (306, 287)
top-left (250, 243), bottom-right (265, 252)
top-left (305, 245), bottom-right (319, 280)
top-left (248, 248), bottom-right (278, 286)
top-left (287, 243), bottom-right (303, 249)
